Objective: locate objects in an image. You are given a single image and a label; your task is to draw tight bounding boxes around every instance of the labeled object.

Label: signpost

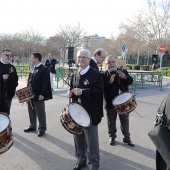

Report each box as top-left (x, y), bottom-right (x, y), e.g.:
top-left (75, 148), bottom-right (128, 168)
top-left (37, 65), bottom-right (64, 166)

top-left (158, 45), bottom-right (166, 72)
top-left (122, 44), bottom-right (126, 60)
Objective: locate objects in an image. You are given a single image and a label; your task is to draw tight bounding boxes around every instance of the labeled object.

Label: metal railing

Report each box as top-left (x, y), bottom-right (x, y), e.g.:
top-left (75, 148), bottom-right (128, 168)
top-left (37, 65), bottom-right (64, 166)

top-left (15, 66), bottom-right (30, 78)
top-left (129, 71), bottom-right (163, 92)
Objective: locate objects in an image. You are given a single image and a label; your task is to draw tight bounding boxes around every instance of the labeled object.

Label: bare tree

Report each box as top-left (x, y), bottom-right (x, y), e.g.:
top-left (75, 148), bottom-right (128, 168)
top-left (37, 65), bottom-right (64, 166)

top-left (16, 29), bottom-right (46, 61)
top-left (56, 24), bottom-right (85, 48)
top-left (0, 34), bottom-right (17, 51)
top-left (120, 0), bottom-right (170, 52)
top-left (51, 24), bottom-right (86, 61)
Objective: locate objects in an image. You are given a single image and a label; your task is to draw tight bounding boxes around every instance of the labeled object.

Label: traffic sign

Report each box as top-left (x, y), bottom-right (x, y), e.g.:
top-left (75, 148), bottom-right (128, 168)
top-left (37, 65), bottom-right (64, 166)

top-left (122, 45), bottom-right (126, 52)
top-left (158, 45), bottom-right (166, 53)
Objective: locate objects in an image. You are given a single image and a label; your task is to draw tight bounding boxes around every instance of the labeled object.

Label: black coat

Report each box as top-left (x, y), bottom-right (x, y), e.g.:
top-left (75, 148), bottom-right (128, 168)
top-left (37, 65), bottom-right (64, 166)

top-left (70, 67), bottom-right (104, 125)
top-left (45, 58), bottom-right (57, 74)
top-left (156, 93), bottom-right (170, 170)
top-left (28, 64), bottom-right (52, 101)
top-left (89, 59), bottom-right (99, 71)
top-left (0, 71), bottom-right (9, 114)
top-left (0, 62), bottom-right (18, 100)
top-left (102, 68), bottom-right (133, 109)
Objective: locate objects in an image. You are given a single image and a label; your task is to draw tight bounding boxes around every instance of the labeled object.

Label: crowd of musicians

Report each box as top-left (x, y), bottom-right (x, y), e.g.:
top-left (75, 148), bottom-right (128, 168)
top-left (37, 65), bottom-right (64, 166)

top-left (0, 48), bottom-right (168, 170)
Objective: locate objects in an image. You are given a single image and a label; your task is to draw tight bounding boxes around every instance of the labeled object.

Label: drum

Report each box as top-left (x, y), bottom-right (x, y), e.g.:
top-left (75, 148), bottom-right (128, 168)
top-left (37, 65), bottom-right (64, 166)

top-left (112, 92), bottom-right (137, 115)
top-left (60, 103), bottom-right (91, 135)
top-left (0, 112), bottom-right (13, 154)
top-left (16, 86), bottom-right (34, 103)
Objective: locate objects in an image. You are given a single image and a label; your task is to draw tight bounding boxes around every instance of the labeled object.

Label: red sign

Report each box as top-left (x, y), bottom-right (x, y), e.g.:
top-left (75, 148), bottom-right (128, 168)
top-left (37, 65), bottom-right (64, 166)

top-left (158, 45), bottom-right (166, 53)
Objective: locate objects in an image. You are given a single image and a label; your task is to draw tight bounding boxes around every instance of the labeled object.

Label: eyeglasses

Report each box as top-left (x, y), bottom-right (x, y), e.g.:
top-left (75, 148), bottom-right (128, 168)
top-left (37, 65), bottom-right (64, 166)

top-left (108, 61), bottom-right (116, 64)
top-left (2, 53), bottom-right (11, 57)
top-left (77, 56), bottom-right (89, 60)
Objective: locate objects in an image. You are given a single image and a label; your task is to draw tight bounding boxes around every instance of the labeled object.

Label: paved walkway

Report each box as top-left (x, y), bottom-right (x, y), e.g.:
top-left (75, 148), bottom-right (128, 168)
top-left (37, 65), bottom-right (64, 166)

top-left (1, 77), bottom-right (170, 170)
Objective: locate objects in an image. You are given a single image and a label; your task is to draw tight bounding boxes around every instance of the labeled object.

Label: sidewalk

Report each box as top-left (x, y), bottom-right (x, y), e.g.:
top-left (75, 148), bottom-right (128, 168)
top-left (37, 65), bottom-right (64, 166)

top-left (1, 77), bottom-right (170, 170)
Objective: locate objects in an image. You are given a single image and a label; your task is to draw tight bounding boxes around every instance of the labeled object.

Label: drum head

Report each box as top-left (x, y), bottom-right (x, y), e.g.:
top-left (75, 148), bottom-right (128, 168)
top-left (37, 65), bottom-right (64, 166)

top-left (0, 114), bottom-right (9, 132)
top-left (113, 92), bottom-right (132, 105)
top-left (69, 103), bottom-right (90, 127)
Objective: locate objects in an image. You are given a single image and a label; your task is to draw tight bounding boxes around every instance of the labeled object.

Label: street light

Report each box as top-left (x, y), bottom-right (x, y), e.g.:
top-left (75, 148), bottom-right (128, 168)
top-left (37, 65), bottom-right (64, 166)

top-left (78, 22), bottom-right (80, 50)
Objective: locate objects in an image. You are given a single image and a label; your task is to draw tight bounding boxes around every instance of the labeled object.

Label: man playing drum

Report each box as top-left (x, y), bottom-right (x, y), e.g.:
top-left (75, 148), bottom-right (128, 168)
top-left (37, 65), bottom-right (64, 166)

top-left (68, 49), bottom-right (104, 170)
top-left (102, 55), bottom-right (135, 147)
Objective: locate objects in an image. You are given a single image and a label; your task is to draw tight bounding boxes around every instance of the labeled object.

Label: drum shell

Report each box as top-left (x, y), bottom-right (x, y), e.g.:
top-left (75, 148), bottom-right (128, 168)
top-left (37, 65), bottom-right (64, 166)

top-left (60, 103), bottom-right (91, 135)
top-left (0, 112), bottom-right (13, 154)
top-left (112, 92), bottom-right (137, 115)
top-left (16, 86), bottom-right (34, 103)
top-left (60, 110), bottom-right (84, 135)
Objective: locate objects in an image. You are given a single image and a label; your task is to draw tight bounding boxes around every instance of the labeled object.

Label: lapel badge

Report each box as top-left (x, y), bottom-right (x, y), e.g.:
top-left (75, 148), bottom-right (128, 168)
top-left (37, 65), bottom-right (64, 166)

top-left (34, 69), bottom-right (38, 74)
top-left (83, 79), bottom-right (89, 85)
top-left (9, 67), bottom-right (14, 73)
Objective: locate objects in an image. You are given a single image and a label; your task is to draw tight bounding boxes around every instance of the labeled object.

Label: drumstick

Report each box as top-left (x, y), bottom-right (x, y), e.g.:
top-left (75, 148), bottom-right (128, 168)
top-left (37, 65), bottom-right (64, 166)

top-left (29, 100), bottom-right (34, 110)
top-left (118, 65), bottom-right (123, 85)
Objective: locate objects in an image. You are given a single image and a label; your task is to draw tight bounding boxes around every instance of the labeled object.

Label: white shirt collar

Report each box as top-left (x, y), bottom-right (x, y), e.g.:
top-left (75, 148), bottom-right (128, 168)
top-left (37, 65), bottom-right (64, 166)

top-left (34, 63), bottom-right (42, 68)
top-left (79, 65), bottom-right (90, 75)
top-left (1, 59), bottom-right (8, 64)
top-left (91, 57), bottom-right (97, 64)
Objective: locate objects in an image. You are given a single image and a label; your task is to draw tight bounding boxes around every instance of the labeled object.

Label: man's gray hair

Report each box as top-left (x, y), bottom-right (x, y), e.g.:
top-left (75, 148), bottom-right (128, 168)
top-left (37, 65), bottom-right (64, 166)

top-left (105, 55), bottom-right (116, 63)
top-left (77, 49), bottom-right (91, 58)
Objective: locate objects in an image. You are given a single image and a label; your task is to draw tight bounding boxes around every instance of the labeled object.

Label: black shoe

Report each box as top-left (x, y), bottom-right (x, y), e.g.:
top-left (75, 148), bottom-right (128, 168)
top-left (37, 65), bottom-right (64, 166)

top-left (73, 163), bottom-right (86, 170)
top-left (123, 139), bottom-right (135, 147)
top-left (109, 137), bottom-right (115, 145)
top-left (24, 127), bottom-right (36, 132)
top-left (38, 131), bottom-right (45, 137)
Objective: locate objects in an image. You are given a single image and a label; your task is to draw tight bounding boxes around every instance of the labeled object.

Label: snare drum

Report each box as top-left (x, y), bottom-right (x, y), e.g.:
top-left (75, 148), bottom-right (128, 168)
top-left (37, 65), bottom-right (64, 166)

top-left (60, 103), bottom-right (91, 135)
top-left (112, 92), bottom-right (137, 115)
top-left (0, 112), bottom-right (13, 154)
top-left (16, 86), bottom-right (34, 103)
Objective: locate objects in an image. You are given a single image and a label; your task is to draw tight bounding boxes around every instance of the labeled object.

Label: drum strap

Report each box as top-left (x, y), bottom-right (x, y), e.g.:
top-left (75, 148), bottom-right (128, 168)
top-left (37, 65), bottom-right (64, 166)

top-left (73, 71), bottom-right (80, 88)
top-left (71, 71), bottom-right (81, 104)
top-left (28, 67), bottom-right (35, 87)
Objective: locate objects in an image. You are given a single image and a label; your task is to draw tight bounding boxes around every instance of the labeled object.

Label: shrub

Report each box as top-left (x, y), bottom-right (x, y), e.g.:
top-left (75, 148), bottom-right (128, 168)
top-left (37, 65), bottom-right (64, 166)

top-left (132, 65), bottom-right (140, 70)
top-left (126, 64), bottom-right (133, 69)
top-left (167, 72), bottom-right (170, 77)
top-left (140, 65), bottom-right (150, 71)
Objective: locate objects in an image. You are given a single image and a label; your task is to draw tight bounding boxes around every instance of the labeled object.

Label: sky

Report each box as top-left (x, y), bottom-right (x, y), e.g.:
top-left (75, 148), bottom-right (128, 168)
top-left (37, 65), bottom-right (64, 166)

top-left (0, 0), bottom-right (147, 39)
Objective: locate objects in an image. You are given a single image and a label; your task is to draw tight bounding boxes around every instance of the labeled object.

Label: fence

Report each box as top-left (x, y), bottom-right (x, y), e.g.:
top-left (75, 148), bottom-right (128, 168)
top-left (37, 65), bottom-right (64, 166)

top-left (15, 66), bottom-right (30, 78)
top-left (129, 71), bottom-right (163, 92)
top-left (55, 67), bottom-right (163, 92)
top-left (127, 56), bottom-right (170, 67)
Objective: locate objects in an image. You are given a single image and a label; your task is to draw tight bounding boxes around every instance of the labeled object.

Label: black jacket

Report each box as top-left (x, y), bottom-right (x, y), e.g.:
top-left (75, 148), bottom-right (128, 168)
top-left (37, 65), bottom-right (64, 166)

top-left (89, 59), bottom-right (99, 71)
top-left (70, 67), bottom-right (104, 125)
top-left (102, 68), bottom-right (133, 109)
top-left (45, 58), bottom-right (57, 74)
top-left (0, 71), bottom-right (9, 114)
top-left (28, 64), bottom-right (52, 101)
top-left (0, 62), bottom-right (18, 100)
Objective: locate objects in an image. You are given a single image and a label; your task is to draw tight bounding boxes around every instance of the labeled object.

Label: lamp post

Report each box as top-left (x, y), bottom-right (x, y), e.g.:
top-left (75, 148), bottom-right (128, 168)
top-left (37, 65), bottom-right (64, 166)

top-left (78, 22), bottom-right (80, 50)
